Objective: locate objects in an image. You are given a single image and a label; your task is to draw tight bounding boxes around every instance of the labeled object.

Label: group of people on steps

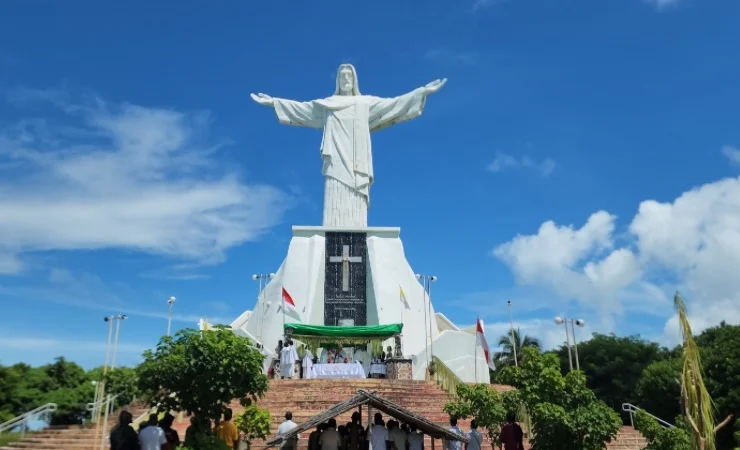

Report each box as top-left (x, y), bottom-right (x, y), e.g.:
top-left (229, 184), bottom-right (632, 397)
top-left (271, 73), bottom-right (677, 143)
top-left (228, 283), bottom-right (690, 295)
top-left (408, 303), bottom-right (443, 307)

top-left (276, 411), bottom-right (524, 450)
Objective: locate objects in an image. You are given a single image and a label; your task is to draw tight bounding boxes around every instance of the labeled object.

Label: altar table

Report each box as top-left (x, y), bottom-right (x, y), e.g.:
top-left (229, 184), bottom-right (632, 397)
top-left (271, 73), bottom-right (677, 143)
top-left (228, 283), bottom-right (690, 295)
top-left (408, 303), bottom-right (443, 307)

top-left (311, 361), bottom-right (366, 379)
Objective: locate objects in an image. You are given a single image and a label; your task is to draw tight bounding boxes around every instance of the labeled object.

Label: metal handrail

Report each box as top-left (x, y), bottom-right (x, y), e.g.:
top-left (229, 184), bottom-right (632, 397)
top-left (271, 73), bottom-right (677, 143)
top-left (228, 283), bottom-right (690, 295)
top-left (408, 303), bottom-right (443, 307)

top-left (0, 403), bottom-right (58, 438)
top-left (431, 356), bottom-right (464, 398)
top-left (87, 393), bottom-right (121, 424)
top-left (621, 403), bottom-right (674, 429)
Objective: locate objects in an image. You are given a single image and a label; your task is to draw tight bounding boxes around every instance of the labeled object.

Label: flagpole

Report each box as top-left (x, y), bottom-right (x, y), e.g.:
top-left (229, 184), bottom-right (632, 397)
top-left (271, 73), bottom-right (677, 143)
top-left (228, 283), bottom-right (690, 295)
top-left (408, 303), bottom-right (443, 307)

top-left (281, 287), bottom-right (286, 339)
top-left (474, 317), bottom-right (479, 383)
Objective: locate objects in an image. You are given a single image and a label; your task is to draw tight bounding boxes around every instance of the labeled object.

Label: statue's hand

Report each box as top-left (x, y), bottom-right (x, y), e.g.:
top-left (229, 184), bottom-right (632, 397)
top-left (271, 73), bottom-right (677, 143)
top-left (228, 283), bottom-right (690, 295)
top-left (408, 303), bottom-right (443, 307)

top-left (423, 78), bottom-right (447, 95)
top-left (250, 93), bottom-right (274, 106)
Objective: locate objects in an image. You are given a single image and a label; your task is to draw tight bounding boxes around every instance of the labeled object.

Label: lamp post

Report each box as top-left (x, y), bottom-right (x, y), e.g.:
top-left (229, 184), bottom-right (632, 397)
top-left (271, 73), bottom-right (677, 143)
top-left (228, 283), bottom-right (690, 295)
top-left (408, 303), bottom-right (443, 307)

top-left (554, 316), bottom-right (573, 371)
top-left (94, 316), bottom-right (115, 449)
top-left (167, 296), bottom-right (176, 337)
top-left (252, 273), bottom-right (275, 344)
top-left (570, 318), bottom-right (585, 370)
top-left (415, 274), bottom-right (437, 369)
top-left (110, 315), bottom-right (127, 370)
top-left (507, 300), bottom-right (518, 367)
top-left (554, 316), bottom-right (585, 372)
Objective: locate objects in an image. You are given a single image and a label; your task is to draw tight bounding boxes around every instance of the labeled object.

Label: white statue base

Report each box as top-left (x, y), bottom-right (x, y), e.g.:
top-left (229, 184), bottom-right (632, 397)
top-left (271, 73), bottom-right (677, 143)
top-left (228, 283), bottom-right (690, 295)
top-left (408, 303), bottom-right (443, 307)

top-left (230, 225), bottom-right (491, 383)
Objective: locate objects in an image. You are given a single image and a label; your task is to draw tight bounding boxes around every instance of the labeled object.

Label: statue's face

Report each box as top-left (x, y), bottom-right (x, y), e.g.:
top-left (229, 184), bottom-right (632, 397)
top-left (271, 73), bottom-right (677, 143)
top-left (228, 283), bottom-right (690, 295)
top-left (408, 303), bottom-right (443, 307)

top-left (339, 68), bottom-right (354, 95)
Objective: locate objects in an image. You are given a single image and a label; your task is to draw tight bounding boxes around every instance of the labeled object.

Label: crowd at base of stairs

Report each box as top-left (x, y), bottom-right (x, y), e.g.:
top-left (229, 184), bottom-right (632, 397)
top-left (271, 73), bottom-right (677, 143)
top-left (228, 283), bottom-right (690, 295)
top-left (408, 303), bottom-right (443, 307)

top-left (0, 379), bottom-right (648, 450)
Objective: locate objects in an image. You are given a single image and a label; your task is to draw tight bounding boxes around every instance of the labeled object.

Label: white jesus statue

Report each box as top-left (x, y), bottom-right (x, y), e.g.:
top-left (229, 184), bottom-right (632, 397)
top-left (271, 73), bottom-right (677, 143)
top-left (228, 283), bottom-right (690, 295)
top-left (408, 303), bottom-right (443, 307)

top-left (251, 64), bottom-right (446, 227)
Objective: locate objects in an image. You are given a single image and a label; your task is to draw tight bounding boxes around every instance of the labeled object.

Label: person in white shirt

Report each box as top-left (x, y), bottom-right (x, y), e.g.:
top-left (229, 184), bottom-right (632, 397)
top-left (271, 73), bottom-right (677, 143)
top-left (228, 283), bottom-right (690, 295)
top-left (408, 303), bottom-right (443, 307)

top-left (139, 414), bottom-right (167, 450)
top-left (465, 420), bottom-right (483, 450)
top-left (319, 418), bottom-right (342, 450)
top-left (277, 411), bottom-right (299, 450)
top-left (369, 413), bottom-right (390, 450)
top-left (280, 342), bottom-right (298, 379)
top-left (445, 418), bottom-right (463, 450)
top-left (406, 424), bottom-right (424, 450)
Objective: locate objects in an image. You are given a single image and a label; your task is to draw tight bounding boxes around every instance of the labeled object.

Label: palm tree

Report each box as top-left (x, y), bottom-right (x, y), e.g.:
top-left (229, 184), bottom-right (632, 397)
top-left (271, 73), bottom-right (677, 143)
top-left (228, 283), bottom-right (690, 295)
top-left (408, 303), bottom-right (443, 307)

top-left (493, 328), bottom-right (541, 368)
top-left (674, 292), bottom-right (733, 450)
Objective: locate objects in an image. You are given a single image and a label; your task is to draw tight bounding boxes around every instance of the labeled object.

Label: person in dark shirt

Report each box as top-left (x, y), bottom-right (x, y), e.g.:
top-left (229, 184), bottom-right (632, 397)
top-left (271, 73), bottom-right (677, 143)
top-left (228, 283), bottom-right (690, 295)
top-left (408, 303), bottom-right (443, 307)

top-left (498, 413), bottom-right (524, 450)
top-left (159, 414), bottom-right (181, 450)
top-left (110, 410), bottom-right (140, 450)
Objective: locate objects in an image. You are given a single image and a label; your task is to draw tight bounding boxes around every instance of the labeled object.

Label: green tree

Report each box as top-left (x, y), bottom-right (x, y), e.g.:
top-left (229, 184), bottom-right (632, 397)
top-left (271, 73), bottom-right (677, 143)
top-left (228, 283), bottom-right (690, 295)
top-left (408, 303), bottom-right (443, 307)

top-left (136, 326), bottom-right (268, 424)
top-left (635, 358), bottom-right (682, 424)
top-left (498, 347), bottom-right (622, 450)
top-left (696, 322), bottom-right (740, 450)
top-left (674, 293), bottom-right (734, 450)
top-left (552, 333), bottom-right (669, 413)
top-left (494, 328), bottom-right (540, 369)
top-left (87, 366), bottom-right (139, 407)
top-left (235, 404), bottom-right (272, 450)
top-left (443, 383), bottom-right (522, 446)
top-left (633, 409), bottom-right (692, 450)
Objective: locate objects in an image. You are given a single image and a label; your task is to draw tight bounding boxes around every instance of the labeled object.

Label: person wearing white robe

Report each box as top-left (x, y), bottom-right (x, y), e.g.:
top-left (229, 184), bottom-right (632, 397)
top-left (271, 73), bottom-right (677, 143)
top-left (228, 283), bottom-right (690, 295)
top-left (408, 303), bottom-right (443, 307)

top-left (250, 64), bottom-right (446, 228)
top-left (302, 348), bottom-right (314, 379)
top-left (280, 343), bottom-right (298, 379)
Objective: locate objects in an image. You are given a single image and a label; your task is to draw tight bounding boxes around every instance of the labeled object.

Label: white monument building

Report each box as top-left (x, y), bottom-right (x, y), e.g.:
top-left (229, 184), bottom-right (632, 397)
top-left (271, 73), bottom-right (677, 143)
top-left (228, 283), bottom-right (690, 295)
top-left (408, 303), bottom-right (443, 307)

top-left (228, 64), bottom-right (491, 383)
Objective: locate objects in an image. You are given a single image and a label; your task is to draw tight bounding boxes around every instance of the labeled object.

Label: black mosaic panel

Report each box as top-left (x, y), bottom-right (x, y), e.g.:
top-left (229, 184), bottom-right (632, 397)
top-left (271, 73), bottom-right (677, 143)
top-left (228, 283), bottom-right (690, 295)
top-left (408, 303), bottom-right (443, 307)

top-left (324, 232), bottom-right (367, 326)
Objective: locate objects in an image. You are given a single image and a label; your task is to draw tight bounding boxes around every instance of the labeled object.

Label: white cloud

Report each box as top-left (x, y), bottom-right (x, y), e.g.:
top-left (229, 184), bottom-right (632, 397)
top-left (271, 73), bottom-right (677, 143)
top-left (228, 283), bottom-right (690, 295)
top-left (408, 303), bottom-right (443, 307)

top-left (722, 145), bottom-right (740, 166)
top-left (494, 173), bottom-right (740, 344)
top-left (0, 336), bottom-right (147, 354)
top-left (482, 318), bottom-right (594, 353)
top-left (644, 0), bottom-right (681, 10)
top-left (487, 153), bottom-right (556, 177)
top-left (0, 88), bottom-right (291, 274)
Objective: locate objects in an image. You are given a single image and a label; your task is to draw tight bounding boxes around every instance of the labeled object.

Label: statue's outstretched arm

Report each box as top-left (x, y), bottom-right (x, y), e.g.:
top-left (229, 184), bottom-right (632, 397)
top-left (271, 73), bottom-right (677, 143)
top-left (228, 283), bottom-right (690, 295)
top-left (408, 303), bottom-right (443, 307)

top-left (251, 93), bottom-right (274, 107)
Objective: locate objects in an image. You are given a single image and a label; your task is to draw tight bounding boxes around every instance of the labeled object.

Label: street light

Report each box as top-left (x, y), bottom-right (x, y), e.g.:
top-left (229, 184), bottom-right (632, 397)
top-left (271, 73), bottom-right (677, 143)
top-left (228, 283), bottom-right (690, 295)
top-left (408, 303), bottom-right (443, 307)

top-left (554, 316), bottom-right (585, 372)
top-left (110, 315), bottom-right (127, 370)
top-left (415, 274), bottom-right (437, 372)
top-left (507, 300), bottom-right (518, 367)
top-left (571, 319), bottom-right (585, 370)
top-left (252, 273), bottom-right (275, 344)
top-left (167, 297), bottom-right (176, 337)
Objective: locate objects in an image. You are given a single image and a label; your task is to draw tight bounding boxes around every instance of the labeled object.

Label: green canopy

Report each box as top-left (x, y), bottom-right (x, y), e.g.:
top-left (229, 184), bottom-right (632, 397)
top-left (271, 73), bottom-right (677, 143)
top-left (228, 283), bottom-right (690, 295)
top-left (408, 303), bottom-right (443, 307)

top-left (284, 323), bottom-right (403, 350)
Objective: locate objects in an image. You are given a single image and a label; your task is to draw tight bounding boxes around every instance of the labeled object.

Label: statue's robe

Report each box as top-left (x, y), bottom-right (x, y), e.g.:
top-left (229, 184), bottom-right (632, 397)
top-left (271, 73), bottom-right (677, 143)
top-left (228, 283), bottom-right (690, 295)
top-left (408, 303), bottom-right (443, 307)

top-left (273, 89), bottom-right (427, 227)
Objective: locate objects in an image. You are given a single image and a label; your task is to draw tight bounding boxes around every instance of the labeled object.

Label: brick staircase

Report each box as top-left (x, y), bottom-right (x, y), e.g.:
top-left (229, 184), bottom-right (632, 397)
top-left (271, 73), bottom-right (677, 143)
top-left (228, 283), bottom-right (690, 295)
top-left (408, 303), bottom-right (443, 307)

top-left (0, 403), bottom-right (150, 450)
top-left (171, 379), bottom-right (647, 450)
top-left (0, 379), bottom-right (647, 450)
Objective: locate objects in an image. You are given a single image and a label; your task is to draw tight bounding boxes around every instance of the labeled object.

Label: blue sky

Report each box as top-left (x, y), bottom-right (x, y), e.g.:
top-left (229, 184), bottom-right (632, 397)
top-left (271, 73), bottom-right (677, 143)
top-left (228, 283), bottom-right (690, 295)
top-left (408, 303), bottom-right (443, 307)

top-left (1, 0), bottom-right (740, 369)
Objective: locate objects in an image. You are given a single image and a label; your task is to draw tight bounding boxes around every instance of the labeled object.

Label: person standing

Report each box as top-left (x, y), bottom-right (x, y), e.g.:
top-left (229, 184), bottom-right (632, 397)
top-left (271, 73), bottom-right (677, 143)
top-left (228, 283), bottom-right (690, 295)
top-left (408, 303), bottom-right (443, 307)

top-left (444, 418), bottom-right (463, 450)
top-left (110, 410), bottom-right (140, 450)
top-left (346, 412), bottom-right (363, 450)
top-left (498, 413), bottom-right (524, 450)
top-left (277, 411), bottom-right (299, 450)
top-left (309, 423), bottom-right (325, 450)
top-left (320, 418), bottom-right (342, 450)
top-left (406, 424), bottom-right (423, 450)
top-left (139, 414), bottom-right (167, 450)
top-left (388, 421), bottom-right (406, 450)
top-left (280, 341), bottom-right (298, 379)
top-left (159, 414), bottom-right (180, 450)
top-left (368, 413), bottom-right (390, 450)
top-left (464, 421), bottom-right (482, 450)
top-left (215, 408), bottom-right (240, 450)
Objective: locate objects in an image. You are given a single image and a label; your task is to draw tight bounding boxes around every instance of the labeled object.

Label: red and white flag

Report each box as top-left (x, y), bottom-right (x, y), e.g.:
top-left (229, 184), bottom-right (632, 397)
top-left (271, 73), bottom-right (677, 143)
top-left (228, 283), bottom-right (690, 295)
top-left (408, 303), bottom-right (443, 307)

top-left (282, 287), bottom-right (297, 313)
top-left (476, 318), bottom-right (496, 370)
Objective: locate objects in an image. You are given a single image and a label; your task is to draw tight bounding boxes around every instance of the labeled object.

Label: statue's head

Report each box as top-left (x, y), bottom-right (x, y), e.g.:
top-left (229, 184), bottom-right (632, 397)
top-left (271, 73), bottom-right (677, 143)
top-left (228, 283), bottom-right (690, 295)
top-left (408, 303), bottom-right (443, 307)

top-left (334, 64), bottom-right (360, 96)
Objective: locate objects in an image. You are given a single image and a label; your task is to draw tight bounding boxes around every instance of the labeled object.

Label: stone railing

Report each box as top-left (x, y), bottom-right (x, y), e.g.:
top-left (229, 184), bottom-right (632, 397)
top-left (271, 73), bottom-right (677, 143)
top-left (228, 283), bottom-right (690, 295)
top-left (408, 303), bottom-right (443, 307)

top-left (431, 356), bottom-right (464, 398)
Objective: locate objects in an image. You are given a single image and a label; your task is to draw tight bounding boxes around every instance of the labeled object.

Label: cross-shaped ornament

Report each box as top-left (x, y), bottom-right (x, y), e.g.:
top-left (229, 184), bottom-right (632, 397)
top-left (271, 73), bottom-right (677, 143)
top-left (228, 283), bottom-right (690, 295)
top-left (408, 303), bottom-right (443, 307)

top-left (328, 245), bottom-right (363, 292)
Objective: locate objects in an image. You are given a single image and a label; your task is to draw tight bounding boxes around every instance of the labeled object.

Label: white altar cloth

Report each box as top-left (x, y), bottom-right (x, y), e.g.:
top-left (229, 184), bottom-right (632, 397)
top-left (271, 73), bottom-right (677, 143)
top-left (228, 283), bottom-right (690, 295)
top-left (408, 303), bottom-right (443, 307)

top-left (370, 364), bottom-right (386, 376)
top-left (311, 362), bottom-right (366, 379)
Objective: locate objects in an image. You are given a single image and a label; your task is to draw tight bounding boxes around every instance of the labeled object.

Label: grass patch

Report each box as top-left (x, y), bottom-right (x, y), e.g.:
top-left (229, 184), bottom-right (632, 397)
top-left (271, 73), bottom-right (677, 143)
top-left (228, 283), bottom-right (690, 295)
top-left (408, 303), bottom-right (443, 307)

top-left (0, 432), bottom-right (22, 446)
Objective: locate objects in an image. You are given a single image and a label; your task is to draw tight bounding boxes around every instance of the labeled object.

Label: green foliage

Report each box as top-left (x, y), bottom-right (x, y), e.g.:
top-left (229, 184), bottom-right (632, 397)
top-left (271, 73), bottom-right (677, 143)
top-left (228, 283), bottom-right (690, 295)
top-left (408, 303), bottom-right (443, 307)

top-left (235, 404), bottom-right (272, 449)
top-left (493, 328), bottom-right (541, 370)
top-left (87, 366), bottom-right (140, 407)
top-left (180, 434), bottom-right (232, 450)
top-left (0, 433), bottom-right (22, 447)
top-left (498, 347), bottom-right (621, 450)
top-left (552, 333), bottom-right (670, 412)
top-left (136, 326), bottom-right (268, 423)
top-left (635, 358), bottom-right (682, 423)
top-left (444, 383), bottom-right (520, 444)
top-left (633, 409), bottom-right (691, 450)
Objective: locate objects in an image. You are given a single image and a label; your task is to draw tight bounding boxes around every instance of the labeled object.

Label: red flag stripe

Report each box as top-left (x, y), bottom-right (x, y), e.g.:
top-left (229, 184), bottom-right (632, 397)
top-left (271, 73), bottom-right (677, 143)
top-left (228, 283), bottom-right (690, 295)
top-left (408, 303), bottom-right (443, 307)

top-left (282, 287), bottom-right (296, 308)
